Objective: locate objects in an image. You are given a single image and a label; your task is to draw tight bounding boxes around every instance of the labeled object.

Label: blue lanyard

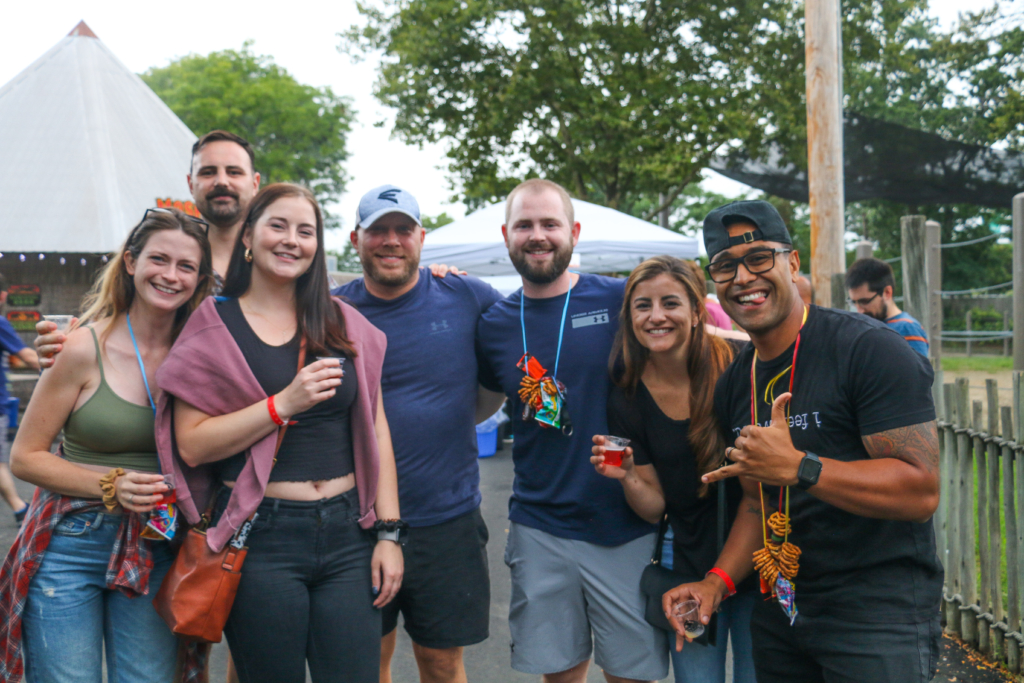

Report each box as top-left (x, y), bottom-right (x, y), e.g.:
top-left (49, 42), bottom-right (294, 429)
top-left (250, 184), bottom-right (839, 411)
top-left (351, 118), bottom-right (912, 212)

top-left (126, 313), bottom-right (156, 416)
top-left (520, 275), bottom-right (574, 382)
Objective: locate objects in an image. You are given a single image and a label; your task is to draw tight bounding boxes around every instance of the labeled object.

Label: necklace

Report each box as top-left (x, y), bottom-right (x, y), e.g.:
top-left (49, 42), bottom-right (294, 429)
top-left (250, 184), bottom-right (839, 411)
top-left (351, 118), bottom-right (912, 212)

top-left (516, 278), bottom-right (574, 435)
top-left (749, 306), bottom-right (807, 625)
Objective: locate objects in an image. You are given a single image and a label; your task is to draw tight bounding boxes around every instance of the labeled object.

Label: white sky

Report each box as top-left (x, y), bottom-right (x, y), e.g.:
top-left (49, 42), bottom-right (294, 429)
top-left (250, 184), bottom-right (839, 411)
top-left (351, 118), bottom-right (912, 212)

top-left (0, 0), bottom-right (987, 252)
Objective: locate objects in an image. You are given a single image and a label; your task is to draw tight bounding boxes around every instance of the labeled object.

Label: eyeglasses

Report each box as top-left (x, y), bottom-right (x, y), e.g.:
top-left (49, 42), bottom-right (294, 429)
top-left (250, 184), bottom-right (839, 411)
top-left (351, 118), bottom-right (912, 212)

top-left (847, 292), bottom-right (881, 307)
top-left (140, 208), bottom-right (210, 236)
top-left (705, 248), bottom-right (791, 283)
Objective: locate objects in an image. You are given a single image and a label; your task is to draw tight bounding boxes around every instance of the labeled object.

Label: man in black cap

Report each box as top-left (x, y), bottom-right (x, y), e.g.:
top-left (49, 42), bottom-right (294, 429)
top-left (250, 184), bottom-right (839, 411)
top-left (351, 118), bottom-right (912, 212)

top-left (663, 200), bottom-right (942, 682)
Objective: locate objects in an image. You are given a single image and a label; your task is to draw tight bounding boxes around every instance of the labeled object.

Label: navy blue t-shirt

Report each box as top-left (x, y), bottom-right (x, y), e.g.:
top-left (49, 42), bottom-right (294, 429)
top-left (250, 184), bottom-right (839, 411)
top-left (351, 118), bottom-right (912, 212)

top-left (334, 269), bottom-right (503, 527)
top-left (0, 317), bottom-right (25, 405)
top-left (476, 273), bottom-right (654, 546)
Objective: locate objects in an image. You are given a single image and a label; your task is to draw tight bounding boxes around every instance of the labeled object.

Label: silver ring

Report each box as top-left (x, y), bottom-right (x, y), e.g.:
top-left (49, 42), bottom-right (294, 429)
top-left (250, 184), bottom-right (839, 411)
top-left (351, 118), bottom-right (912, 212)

top-left (725, 447), bottom-right (735, 460)
top-left (128, 493), bottom-right (134, 504)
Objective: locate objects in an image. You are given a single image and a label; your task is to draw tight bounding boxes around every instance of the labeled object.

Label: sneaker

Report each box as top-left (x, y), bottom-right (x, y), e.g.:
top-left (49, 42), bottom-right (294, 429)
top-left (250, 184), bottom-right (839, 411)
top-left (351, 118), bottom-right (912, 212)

top-left (13, 505), bottom-right (28, 525)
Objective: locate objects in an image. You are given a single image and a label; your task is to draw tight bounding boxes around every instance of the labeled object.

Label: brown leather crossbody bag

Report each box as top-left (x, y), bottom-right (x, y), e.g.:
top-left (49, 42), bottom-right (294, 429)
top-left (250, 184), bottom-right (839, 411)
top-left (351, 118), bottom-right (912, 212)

top-left (153, 340), bottom-right (306, 643)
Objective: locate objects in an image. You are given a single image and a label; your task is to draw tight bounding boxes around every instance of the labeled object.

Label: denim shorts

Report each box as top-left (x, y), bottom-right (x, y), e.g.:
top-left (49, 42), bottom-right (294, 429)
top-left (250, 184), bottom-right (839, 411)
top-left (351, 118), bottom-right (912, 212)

top-left (22, 509), bottom-right (178, 683)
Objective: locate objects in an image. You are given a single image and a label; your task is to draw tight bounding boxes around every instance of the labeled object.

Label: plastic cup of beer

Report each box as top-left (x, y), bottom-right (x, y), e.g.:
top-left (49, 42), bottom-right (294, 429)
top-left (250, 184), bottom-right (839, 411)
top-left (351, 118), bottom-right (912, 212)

top-left (599, 435), bottom-right (630, 468)
top-left (672, 600), bottom-right (704, 639)
top-left (45, 315), bottom-right (75, 332)
top-left (161, 473), bottom-right (177, 504)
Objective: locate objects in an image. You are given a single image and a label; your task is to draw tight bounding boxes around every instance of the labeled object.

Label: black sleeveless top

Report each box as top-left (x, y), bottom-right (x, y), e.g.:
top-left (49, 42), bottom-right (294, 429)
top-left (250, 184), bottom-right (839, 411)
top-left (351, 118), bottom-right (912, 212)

top-left (215, 298), bottom-right (357, 482)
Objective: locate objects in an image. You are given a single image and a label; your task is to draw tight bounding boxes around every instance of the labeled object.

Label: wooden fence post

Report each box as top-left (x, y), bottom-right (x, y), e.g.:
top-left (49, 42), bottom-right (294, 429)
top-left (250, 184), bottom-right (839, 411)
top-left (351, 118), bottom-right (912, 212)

top-left (944, 382), bottom-right (962, 634)
top-left (1001, 404), bottom-right (1019, 672)
top-left (985, 382), bottom-right (1003, 658)
top-left (901, 215), bottom-right (929, 331)
top-left (855, 240), bottom-right (873, 260)
top-left (926, 219), bottom-right (942, 364)
top-left (974, 399), bottom-right (992, 654)
top-left (958, 378), bottom-right (979, 645)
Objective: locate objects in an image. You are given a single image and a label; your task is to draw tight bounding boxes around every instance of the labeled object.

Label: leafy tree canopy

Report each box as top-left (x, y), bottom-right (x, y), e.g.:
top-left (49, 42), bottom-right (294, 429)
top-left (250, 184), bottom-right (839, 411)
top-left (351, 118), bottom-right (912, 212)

top-left (142, 43), bottom-right (355, 217)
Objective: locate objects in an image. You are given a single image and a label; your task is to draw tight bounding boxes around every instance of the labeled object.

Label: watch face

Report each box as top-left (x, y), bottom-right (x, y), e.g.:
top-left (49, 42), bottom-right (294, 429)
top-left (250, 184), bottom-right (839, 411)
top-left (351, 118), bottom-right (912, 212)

top-left (798, 455), bottom-right (822, 486)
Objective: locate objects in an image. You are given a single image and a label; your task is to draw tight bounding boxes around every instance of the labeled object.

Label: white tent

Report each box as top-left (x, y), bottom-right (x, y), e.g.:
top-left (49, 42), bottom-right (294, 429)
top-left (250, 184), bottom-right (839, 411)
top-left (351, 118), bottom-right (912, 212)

top-left (421, 198), bottom-right (699, 277)
top-left (0, 22), bottom-right (197, 253)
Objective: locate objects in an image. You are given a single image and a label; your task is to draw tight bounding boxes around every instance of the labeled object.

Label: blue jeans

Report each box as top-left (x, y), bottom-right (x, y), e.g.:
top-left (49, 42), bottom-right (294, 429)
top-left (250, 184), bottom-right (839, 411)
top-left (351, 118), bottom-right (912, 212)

top-left (22, 510), bottom-right (178, 683)
top-left (663, 528), bottom-right (757, 683)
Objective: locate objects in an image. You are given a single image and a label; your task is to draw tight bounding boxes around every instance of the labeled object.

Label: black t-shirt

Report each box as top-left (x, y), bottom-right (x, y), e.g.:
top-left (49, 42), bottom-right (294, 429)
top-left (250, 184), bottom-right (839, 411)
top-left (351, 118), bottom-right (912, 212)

top-left (216, 298), bottom-right (358, 482)
top-left (714, 305), bottom-right (942, 623)
top-left (608, 381), bottom-right (754, 593)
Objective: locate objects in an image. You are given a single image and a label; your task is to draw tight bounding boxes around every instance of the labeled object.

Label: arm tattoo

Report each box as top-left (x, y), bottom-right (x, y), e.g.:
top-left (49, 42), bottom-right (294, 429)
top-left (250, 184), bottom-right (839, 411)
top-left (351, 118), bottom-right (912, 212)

top-left (861, 421), bottom-right (939, 476)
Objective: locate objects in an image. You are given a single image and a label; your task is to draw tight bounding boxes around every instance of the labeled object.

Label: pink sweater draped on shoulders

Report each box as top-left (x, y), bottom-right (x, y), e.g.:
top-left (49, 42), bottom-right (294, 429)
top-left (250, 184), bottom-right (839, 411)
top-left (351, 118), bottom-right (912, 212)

top-left (154, 296), bottom-right (386, 552)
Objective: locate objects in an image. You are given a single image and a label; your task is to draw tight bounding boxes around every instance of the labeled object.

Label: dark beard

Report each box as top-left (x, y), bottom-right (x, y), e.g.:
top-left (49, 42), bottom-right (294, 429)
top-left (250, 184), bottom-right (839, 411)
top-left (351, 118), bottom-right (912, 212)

top-left (863, 306), bottom-right (888, 322)
top-left (359, 250), bottom-right (419, 288)
top-left (510, 243), bottom-right (574, 284)
top-left (196, 191), bottom-right (242, 228)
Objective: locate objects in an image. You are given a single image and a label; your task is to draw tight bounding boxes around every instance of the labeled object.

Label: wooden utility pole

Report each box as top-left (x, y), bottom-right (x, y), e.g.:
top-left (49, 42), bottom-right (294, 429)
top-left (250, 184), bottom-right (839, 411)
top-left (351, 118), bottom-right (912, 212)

top-left (806, 0), bottom-right (845, 308)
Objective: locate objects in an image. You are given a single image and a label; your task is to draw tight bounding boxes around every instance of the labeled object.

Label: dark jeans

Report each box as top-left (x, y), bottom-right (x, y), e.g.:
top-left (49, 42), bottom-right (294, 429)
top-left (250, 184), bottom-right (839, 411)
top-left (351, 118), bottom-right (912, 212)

top-left (213, 488), bottom-right (381, 683)
top-left (750, 598), bottom-right (940, 683)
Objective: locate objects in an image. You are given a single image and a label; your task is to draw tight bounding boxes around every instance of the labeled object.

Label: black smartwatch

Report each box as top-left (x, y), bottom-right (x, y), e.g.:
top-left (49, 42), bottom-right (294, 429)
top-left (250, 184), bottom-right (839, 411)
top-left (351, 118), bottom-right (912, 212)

top-left (796, 451), bottom-right (822, 490)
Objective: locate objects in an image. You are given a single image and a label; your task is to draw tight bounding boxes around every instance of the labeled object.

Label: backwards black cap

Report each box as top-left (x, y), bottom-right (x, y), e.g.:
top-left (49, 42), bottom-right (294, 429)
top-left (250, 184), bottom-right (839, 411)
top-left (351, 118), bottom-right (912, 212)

top-left (703, 200), bottom-right (791, 261)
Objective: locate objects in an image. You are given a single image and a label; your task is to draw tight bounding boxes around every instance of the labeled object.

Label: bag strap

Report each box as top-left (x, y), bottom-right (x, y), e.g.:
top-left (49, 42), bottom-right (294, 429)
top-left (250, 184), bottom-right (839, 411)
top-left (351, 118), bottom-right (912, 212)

top-left (650, 480), bottom-right (727, 566)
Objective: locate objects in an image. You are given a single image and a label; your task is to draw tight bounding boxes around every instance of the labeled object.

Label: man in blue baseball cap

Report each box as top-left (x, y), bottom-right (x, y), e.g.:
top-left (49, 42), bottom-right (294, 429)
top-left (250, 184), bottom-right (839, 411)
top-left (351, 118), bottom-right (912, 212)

top-left (333, 184), bottom-right (506, 683)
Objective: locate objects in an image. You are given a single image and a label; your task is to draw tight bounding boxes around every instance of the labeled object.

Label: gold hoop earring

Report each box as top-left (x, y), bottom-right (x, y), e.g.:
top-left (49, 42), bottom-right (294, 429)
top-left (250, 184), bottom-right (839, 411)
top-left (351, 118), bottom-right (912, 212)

top-left (244, 248), bottom-right (253, 263)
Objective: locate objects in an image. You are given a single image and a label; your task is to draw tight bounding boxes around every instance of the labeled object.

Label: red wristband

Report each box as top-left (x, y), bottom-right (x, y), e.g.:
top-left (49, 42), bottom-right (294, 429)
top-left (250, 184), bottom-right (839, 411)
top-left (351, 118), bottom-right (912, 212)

top-left (706, 567), bottom-right (736, 597)
top-left (267, 395), bottom-right (286, 426)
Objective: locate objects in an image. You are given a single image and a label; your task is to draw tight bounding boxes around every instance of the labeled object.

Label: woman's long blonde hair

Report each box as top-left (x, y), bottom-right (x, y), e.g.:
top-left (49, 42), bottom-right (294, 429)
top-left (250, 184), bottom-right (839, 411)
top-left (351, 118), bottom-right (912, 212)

top-left (610, 256), bottom-right (734, 497)
top-left (78, 208), bottom-right (213, 339)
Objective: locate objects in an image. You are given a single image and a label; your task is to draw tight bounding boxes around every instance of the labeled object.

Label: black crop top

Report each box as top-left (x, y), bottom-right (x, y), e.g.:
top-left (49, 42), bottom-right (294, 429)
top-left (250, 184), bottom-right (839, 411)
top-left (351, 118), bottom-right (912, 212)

top-left (216, 298), bottom-right (358, 482)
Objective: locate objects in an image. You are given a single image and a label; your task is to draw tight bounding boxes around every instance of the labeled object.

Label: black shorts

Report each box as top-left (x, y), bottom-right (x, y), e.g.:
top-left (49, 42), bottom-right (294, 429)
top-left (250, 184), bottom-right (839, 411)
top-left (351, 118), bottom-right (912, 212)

top-left (382, 506), bottom-right (490, 649)
top-left (750, 598), bottom-right (940, 683)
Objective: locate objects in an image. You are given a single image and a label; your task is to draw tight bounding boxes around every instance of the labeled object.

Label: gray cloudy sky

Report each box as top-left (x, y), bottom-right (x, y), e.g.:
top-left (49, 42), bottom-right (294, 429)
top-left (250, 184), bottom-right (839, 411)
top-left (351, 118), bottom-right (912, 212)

top-left (0, 0), bottom-right (982, 251)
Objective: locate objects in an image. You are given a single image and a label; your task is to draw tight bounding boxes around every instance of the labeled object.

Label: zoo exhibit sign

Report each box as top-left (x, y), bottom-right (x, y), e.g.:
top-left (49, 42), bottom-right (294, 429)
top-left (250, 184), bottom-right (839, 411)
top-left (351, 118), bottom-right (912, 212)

top-left (156, 198), bottom-right (202, 217)
top-left (6, 311), bottom-right (40, 332)
top-left (7, 285), bottom-right (40, 307)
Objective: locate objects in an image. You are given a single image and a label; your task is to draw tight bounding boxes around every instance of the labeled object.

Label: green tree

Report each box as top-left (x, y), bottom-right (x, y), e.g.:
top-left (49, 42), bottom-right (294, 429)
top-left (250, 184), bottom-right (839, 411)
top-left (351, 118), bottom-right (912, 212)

top-left (142, 43), bottom-right (355, 216)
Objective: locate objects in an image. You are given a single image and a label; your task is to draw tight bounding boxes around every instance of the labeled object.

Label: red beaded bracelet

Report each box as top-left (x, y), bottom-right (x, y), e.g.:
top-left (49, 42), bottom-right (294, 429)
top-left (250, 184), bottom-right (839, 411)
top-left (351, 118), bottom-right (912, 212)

top-left (706, 567), bottom-right (736, 597)
top-left (267, 395), bottom-right (286, 426)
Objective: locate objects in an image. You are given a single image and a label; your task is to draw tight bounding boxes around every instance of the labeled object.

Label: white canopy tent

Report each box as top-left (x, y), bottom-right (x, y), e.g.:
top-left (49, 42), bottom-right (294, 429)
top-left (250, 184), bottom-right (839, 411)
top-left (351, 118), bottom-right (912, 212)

top-left (421, 199), bottom-right (699, 283)
top-left (0, 22), bottom-right (197, 253)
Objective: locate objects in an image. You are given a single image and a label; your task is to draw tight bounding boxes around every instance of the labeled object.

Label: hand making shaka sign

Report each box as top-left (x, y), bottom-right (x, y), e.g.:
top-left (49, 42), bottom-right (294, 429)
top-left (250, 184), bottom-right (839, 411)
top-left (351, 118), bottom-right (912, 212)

top-left (702, 392), bottom-right (805, 488)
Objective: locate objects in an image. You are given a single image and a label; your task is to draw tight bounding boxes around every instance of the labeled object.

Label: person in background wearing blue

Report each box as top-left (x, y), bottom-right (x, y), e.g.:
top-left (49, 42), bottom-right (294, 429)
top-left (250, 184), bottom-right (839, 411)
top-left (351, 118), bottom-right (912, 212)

top-left (591, 256), bottom-right (756, 683)
top-left (333, 185), bottom-right (506, 683)
top-left (476, 179), bottom-right (665, 683)
top-left (845, 258), bottom-right (930, 357)
top-left (0, 273), bottom-right (40, 524)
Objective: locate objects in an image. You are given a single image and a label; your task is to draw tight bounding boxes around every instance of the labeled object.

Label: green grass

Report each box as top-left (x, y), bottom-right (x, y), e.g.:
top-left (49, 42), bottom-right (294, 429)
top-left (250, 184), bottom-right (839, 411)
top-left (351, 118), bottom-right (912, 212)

top-left (941, 355), bottom-right (1014, 373)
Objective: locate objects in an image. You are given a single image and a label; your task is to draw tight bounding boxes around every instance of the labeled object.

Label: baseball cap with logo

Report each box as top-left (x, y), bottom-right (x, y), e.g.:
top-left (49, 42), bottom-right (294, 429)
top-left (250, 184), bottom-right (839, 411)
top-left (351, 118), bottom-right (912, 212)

top-left (356, 184), bottom-right (421, 229)
top-left (702, 200), bottom-right (791, 262)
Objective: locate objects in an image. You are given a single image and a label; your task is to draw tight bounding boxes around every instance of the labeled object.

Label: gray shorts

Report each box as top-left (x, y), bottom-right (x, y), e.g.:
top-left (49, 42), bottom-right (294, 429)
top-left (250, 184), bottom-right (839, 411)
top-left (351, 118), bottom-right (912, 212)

top-left (504, 522), bottom-right (667, 679)
top-left (0, 413), bottom-right (8, 464)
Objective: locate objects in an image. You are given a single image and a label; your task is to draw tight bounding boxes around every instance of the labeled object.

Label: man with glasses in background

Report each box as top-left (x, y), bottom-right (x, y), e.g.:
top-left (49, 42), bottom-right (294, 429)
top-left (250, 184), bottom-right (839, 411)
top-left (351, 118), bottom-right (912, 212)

top-left (664, 200), bottom-right (942, 683)
top-left (845, 257), bottom-right (929, 357)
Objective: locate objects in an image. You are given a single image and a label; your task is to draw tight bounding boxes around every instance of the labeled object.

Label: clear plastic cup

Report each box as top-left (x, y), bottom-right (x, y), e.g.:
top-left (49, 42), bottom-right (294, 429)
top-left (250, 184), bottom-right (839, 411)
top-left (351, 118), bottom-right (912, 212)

top-left (161, 473), bottom-right (177, 504)
top-left (672, 600), bottom-right (704, 639)
top-left (45, 314), bottom-right (75, 332)
top-left (598, 435), bottom-right (630, 468)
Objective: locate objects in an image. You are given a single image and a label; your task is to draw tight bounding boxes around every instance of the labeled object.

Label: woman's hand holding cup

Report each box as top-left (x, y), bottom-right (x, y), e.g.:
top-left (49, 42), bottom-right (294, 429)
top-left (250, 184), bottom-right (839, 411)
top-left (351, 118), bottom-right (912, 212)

top-left (273, 358), bottom-right (343, 420)
top-left (115, 472), bottom-right (169, 513)
top-left (591, 435), bottom-right (634, 480)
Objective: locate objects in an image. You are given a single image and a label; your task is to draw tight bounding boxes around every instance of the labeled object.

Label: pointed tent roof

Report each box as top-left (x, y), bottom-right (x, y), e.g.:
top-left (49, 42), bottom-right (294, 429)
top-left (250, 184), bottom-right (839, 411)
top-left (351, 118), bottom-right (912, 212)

top-left (0, 22), bottom-right (197, 253)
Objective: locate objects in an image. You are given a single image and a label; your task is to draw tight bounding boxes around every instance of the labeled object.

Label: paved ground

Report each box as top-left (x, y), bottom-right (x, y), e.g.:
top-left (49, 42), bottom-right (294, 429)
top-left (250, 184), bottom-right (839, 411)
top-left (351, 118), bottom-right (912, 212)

top-left (0, 441), bottom-right (1013, 682)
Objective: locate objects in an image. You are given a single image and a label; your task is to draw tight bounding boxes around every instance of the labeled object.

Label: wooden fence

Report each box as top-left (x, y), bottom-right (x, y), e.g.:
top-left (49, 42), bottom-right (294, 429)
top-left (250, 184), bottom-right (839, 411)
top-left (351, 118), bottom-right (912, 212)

top-left (938, 375), bottom-right (1024, 673)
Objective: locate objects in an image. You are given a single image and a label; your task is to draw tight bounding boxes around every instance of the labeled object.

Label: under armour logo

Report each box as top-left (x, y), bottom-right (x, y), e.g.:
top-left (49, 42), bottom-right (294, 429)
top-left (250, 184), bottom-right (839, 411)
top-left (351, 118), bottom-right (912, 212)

top-left (430, 320), bottom-right (450, 333)
top-left (378, 189), bottom-right (400, 204)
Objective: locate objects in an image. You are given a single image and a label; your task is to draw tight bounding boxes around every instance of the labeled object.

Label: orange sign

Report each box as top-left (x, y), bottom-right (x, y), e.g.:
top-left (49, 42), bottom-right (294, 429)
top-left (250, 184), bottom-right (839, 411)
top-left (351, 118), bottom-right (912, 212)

top-left (6, 310), bottom-right (40, 332)
top-left (155, 198), bottom-right (202, 218)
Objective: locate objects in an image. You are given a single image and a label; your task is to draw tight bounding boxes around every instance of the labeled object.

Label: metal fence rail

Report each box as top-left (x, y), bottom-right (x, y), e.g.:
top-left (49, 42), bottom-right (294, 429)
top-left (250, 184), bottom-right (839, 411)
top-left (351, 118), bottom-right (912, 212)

top-left (938, 375), bottom-right (1024, 673)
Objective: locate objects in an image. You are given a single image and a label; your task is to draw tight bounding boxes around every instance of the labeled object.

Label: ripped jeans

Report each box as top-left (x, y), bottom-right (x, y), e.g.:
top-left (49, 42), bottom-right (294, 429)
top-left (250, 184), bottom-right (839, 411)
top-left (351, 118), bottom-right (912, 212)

top-left (21, 509), bottom-right (178, 683)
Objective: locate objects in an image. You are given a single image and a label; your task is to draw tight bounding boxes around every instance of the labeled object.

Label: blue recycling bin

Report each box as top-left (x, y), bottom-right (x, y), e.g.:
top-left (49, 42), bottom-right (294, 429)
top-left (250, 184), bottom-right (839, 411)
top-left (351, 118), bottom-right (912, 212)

top-left (476, 428), bottom-right (498, 458)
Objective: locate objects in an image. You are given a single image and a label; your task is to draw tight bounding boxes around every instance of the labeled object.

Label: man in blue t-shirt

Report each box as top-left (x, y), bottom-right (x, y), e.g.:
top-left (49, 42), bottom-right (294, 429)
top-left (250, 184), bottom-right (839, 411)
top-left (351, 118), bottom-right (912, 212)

top-left (0, 274), bottom-right (40, 524)
top-left (332, 185), bottom-right (505, 683)
top-left (476, 179), bottom-right (664, 683)
top-left (845, 258), bottom-right (930, 357)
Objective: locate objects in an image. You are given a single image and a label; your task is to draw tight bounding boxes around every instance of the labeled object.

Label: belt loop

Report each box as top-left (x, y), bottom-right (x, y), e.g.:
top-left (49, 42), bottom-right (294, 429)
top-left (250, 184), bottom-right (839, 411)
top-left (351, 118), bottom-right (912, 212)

top-left (273, 498), bottom-right (281, 514)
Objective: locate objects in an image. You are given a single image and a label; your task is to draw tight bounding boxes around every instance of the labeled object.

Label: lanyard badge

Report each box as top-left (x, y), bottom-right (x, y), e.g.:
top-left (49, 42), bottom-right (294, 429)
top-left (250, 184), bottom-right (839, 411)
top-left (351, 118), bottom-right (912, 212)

top-left (517, 279), bottom-right (575, 436)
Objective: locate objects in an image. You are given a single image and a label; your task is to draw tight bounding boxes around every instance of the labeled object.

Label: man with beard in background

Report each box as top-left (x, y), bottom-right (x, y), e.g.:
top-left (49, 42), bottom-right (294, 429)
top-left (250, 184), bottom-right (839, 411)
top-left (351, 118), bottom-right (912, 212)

top-left (36, 130), bottom-right (261, 366)
top-left (475, 179), bottom-right (665, 683)
top-left (333, 185), bottom-right (506, 683)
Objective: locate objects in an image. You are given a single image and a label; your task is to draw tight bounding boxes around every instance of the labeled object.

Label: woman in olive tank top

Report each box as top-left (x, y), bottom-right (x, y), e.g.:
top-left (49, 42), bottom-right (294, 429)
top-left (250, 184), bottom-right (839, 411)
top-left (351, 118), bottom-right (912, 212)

top-left (5, 209), bottom-right (213, 683)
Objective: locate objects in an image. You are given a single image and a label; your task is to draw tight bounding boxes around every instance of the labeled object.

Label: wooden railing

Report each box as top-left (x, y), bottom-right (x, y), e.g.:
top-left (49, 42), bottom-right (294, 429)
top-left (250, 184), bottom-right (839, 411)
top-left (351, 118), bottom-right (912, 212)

top-left (938, 376), bottom-right (1024, 673)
